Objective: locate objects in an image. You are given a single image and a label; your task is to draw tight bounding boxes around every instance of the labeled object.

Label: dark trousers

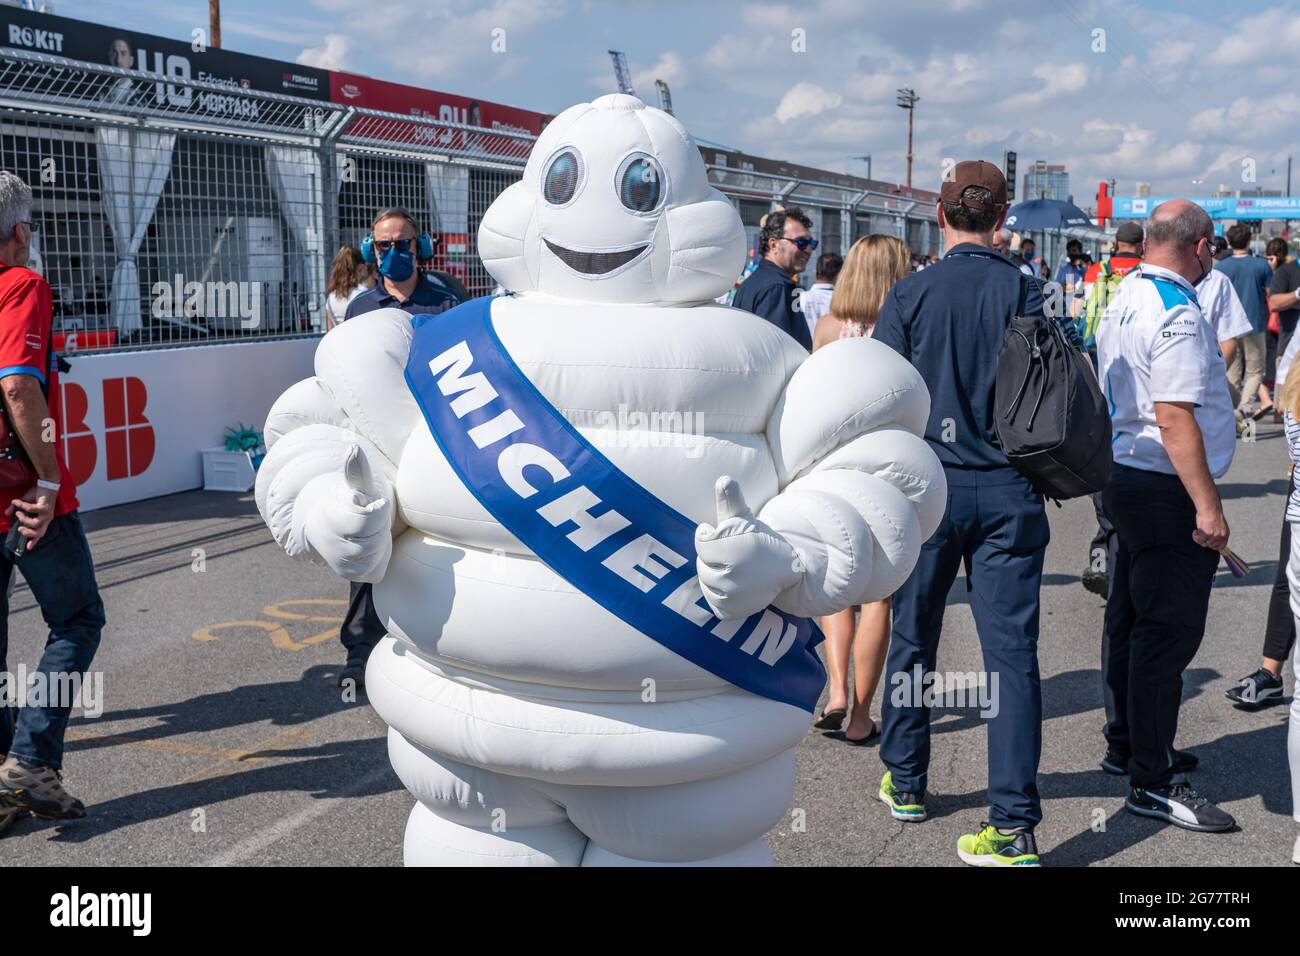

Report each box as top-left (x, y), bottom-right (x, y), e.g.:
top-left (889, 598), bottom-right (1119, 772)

top-left (881, 467), bottom-right (1048, 830)
top-left (1263, 503), bottom-right (1297, 663)
top-left (341, 581), bottom-right (385, 665)
top-left (1101, 465), bottom-right (1220, 790)
top-left (1088, 491), bottom-right (1118, 592)
top-left (0, 512), bottom-right (105, 770)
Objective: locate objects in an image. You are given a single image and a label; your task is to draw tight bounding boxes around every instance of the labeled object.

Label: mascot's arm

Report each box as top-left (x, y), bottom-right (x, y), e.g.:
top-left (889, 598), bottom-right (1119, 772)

top-left (255, 309), bottom-right (421, 582)
top-left (760, 337), bottom-right (947, 616)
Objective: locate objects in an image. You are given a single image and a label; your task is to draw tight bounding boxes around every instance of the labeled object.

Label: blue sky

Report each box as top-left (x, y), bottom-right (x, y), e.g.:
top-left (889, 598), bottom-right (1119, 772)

top-left (71, 0), bottom-right (1300, 201)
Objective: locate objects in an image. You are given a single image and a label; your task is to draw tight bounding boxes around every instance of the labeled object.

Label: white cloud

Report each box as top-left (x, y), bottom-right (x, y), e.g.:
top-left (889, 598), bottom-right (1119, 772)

top-left (774, 82), bottom-right (842, 122)
top-left (631, 52), bottom-right (689, 95)
top-left (297, 34), bottom-right (350, 71)
top-left (1148, 39), bottom-right (1195, 70)
top-left (1208, 6), bottom-right (1300, 66)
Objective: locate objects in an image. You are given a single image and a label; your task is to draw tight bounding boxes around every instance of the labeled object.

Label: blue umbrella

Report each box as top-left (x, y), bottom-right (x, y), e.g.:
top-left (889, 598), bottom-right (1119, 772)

top-left (1004, 198), bottom-right (1094, 231)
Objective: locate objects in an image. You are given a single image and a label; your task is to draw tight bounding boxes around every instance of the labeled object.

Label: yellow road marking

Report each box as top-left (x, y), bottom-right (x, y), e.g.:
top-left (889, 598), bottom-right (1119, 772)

top-left (192, 599), bottom-right (347, 651)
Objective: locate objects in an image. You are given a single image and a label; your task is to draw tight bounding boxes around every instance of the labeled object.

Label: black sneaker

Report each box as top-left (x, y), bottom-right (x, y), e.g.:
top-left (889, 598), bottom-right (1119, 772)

top-left (1126, 782), bottom-right (1235, 832)
top-left (1225, 668), bottom-right (1284, 708)
top-left (1081, 568), bottom-right (1109, 598)
top-left (1101, 748), bottom-right (1198, 776)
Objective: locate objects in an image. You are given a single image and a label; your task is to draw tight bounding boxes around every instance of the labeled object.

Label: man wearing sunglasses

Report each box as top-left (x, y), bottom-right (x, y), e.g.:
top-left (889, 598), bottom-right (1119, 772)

top-left (344, 207), bottom-right (466, 322)
top-left (731, 206), bottom-right (816, 350)
top-left (336, 207), bottom-right (465, 693)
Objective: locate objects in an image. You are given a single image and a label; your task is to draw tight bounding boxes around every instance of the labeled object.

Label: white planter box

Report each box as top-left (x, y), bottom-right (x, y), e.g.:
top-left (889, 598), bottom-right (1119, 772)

top-left (201, 446), bottom-right (263, 493)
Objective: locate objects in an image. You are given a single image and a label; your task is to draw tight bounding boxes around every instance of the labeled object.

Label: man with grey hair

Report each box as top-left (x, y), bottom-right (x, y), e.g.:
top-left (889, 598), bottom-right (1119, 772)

top-left (0, 171), bottom-right (104, 836)
top-left (1095, 199), bottom-right (1237, 833)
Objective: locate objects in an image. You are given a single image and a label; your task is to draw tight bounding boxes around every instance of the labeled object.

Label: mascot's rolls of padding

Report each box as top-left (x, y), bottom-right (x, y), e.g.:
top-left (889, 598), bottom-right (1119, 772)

top-left (256, 94), bottom-right (945, 866)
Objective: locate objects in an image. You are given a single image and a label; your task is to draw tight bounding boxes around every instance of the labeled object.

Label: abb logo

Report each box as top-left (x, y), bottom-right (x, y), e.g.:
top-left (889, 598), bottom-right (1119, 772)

top-left (60, 377), bottom-right (156, 485)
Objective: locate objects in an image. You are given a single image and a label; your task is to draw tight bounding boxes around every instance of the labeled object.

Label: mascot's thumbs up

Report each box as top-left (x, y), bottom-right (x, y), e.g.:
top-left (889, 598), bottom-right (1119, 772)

top-left (695, 475), bottom-right (805, 621)
top-left (296, 443), bottom-right (393, 583)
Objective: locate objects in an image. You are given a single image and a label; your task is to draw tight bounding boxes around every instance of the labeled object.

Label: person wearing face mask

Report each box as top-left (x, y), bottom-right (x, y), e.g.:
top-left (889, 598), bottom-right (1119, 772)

top-left (344, 207), bottom-right (464, 323)
top-left (1094, 200), bottom-right (1238, 834)
top-left (333, 208), bottom-right (464, 693)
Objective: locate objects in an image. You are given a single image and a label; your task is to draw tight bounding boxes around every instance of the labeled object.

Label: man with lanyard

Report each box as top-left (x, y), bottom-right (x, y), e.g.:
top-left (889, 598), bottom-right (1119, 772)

top-left (1077, 221), bottom-right (1145, 598)
top-left (1095, 199), bottom-right (1237, 833)
top-left (873, 161), bottom-right (1082, 867)
top-left (0, 172), bottom-right (104, 834)
top-left (336, 207), bottom-right (462, 692)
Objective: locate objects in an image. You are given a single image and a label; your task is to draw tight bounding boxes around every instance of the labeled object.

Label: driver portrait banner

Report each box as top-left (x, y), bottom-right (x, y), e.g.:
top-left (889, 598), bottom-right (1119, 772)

top-left (403, 295), bottom-right (826, 712)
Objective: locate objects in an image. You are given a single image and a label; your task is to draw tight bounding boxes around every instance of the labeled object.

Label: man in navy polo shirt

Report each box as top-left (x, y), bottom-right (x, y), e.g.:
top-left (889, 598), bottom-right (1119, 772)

top-left (337, 207), bottom-right (463, 692)
top-left (731, 206), bottom-right (815, 350)
top-left (872, 160), bottom-right (1082, 867)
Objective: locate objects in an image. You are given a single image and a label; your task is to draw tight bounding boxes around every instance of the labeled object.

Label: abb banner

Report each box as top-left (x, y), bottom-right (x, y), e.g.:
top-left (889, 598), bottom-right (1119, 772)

top-left (58, 339), bottom-right (317, 511)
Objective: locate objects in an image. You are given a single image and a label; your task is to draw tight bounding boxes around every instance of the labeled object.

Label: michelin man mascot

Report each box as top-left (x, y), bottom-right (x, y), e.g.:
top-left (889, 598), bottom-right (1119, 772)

top-left (256, 94), bottom-right (944, 866)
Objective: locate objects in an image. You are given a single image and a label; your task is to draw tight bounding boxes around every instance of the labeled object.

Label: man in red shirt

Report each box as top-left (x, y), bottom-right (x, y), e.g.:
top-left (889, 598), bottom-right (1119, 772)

top-left (0, 172), bottom-right (103, 836)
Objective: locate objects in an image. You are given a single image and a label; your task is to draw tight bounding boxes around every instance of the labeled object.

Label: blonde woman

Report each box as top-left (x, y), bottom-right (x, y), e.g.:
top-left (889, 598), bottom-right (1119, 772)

top-left (811, 234), bottom-right (911, 742)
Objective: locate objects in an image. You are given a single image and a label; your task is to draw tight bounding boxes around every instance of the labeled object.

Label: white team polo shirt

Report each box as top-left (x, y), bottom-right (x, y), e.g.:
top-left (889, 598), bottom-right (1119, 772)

top-left (1095, 263), bottom-right (1237, 478)
top-left (1195, 267), bottom-right (1252, 342)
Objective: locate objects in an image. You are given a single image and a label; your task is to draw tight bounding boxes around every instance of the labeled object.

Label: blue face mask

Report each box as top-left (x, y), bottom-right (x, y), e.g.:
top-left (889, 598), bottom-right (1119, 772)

top-left (378, 241), bottom-right (416, 282)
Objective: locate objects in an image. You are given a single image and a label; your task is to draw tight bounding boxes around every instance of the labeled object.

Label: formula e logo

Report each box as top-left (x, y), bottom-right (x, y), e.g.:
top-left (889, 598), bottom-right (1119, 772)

top-left (60, 377), bottom-right (156, 484)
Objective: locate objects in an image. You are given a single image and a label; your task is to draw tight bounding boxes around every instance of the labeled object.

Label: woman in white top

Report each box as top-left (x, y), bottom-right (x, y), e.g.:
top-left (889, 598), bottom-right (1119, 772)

top-left (810, 234), bottom-right (912, 743)
top-left (324, 245), bottom-right (375, 330)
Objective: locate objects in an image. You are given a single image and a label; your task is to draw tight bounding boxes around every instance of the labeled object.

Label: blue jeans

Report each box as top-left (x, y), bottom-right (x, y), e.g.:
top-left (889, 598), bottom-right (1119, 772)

top-left (880, 467), bottom-right (1048, 830)
top-left (0, 512), bottom-right (105, 770)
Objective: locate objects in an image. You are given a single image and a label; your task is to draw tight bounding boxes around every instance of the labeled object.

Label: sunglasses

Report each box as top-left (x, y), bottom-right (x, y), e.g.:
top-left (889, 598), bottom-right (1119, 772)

top-left (780, 236), bottom-right (819, 251)
top-left (373, 238), bottom-right (413, 254)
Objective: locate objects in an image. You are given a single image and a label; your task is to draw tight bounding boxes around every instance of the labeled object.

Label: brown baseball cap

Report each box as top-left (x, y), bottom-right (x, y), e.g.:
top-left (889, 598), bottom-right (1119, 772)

top-left (940, 160), bottom-right (1008, 209)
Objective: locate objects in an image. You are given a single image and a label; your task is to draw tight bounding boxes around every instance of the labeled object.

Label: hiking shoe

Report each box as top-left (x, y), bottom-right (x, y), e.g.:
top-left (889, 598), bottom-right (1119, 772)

top-left (1101, 748), bottom-right (1198, 776)
top-left (1125, 782), bottom-right (1234, 833)
top-left (957, 823), bottom-right (1041, 867)
top-left (1225, 668), bottom-right (1284, 708)
top-left (1081, 568), bottom-right (1109, 598)
top-left (0, 757), bottom-right (86, 819)
top-left (878, 770), bottom-right (927, 822)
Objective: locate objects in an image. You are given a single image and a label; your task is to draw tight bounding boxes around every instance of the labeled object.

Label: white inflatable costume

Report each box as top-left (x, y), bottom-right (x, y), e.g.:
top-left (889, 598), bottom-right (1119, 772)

top-left (256, 94), bottom-right (945, 866)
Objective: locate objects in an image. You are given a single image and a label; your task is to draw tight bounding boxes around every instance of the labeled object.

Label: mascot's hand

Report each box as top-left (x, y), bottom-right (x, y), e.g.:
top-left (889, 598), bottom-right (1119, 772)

top-left (299, 445), bottom-right (393, 582)
top-left (695, 475), bottom-right (804, 621)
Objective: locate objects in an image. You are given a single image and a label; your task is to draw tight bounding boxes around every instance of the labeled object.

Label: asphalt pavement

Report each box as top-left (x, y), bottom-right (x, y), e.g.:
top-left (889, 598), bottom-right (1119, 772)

top-left (2, 424), bottom-right (1295, 866)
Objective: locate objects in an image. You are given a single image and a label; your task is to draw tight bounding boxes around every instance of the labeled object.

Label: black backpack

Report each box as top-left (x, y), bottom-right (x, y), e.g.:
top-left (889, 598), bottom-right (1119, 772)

top-left (994, 277), bottom-right (1112, 499)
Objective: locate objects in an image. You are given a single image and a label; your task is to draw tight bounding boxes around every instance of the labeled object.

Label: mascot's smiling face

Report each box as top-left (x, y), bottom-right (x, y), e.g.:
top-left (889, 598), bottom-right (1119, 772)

top-left (478, 94), bottom-right (747, 306)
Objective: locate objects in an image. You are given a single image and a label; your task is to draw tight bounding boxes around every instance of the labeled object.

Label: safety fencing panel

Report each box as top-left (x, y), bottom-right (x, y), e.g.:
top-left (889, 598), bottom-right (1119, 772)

top-left (0, 48), bottom-right (533, 354)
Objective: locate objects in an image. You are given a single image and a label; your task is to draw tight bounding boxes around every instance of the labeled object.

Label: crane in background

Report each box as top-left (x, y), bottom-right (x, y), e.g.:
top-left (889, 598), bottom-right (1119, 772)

top-left (654, 79), bottom-right (674, 115)
top-left (608, 50), bottom-right (635, 97)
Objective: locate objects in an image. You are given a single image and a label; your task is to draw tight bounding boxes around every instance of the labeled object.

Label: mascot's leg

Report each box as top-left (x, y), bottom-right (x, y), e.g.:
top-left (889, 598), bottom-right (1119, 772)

top-left (388, 728), bottom-right (588, 867)
top-left (543, 747), bottom-right (796, 867)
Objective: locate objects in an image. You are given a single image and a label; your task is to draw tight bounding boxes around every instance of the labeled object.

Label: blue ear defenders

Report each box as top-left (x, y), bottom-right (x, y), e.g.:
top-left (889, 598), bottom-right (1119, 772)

top-left (361, 232), bottom-right (436, 264)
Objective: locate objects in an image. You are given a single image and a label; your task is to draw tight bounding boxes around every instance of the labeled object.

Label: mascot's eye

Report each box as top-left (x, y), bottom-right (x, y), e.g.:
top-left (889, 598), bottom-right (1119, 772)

top-left (616, 154), bottom-right (664, 213)
top-left (543, 150), bottom-right (582, 205)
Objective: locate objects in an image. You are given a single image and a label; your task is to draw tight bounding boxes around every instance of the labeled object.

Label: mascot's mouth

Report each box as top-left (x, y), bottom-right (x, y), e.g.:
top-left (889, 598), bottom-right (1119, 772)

top-left (543, 237), bottom-right (649, 275)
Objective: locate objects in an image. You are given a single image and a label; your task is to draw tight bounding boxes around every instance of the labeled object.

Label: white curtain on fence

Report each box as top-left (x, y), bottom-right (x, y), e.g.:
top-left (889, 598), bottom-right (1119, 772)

top-left (265, 145), bottom-right (326, 325)
top-left (425, 162), bottom-right (469, 234)
top-left (96, 127), bottom-right (175, 337)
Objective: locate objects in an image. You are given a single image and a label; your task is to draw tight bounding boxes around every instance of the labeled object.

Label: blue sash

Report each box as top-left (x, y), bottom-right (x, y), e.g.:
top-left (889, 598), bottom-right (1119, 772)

top-left (403, 296), bottom-right (826, 712)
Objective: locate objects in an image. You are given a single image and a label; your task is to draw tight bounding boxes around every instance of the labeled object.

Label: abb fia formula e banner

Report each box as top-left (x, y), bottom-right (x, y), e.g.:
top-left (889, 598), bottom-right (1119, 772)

top-left (57, 338), bottom-right (316, 512)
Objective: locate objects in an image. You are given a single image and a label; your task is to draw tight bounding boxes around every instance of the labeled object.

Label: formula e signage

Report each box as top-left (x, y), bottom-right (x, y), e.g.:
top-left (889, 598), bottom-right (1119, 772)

top-left (1114, 195), bottom-right (1300, 220)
